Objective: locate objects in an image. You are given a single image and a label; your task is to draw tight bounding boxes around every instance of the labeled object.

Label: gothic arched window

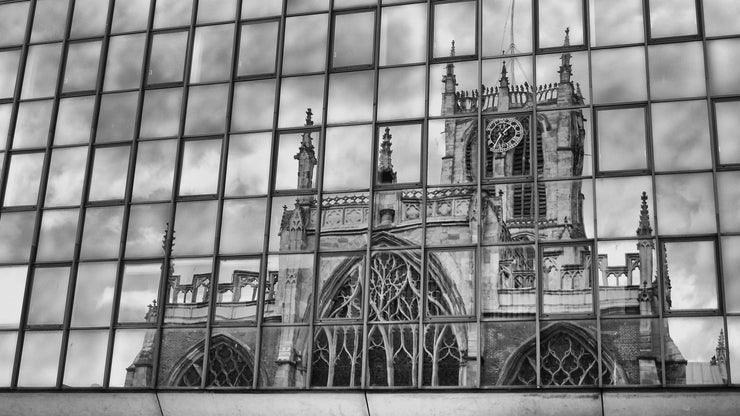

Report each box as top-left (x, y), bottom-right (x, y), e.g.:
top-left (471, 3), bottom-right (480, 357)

top-left (169, 335), bottom-right (254, 387)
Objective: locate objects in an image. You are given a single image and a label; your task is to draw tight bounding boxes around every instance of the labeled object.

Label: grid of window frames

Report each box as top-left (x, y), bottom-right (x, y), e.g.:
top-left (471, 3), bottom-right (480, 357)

top-left (0, 0), bottom-right (739, 390)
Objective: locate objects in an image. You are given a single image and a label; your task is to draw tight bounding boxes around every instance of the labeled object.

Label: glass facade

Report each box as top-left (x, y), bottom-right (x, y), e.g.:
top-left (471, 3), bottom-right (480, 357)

top-left (0, 0), bottom-right (739, 392)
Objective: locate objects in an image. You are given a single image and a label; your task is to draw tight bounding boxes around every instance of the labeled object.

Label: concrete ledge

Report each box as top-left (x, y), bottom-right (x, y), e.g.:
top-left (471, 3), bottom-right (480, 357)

top-left (603, 391), bottom-right (740, 416)
top-left (157, 392), bottom-right (368, 416)
top-left (366, 391), bottom-right (601, 416)
top-left (0, 392), bottom-right (161, 416)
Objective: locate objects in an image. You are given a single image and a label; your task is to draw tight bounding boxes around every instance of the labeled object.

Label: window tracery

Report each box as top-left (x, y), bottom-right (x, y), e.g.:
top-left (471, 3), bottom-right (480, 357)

top-left (170, 335), bottom-right (254, 387)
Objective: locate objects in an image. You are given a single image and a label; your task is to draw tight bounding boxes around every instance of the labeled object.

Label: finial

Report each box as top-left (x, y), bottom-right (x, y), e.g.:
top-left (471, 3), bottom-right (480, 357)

top-left (718, 329), bottom-right (726, 349)
top-left (637, 191), bottom-right (652, 237)
top-left (499, 61), bottom-right (509, 88)
top-left (305, 108), bottom-right (313, 126)
top-left (450, 40), bottom-right (455, 57)
top-left (377, 127), bottom-right (396, 184)
top-left (564, 27), bottom-right (570, 47)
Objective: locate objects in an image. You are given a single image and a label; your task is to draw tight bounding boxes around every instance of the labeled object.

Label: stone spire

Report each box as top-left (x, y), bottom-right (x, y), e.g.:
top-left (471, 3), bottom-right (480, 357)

top-left (662, 243), bottom-right (672, 309)
top-left (441, 41), bottom-right (458, 115)
top-left (294, 108), bottom-right (317, 190)
top-left (636, 191), bottom-right (653, 237)
top-left (714, 329), bottom-right (728, 382)
top-left (450, 40), bottom-right (456, 57)
top-left (377, 127), bottom-right (397, 184)
top-left (499, 61), bottom-right (509, 89)
top-left (498, 61), bottom-right (510, 111)
top-left (558, 28), bottom-right (573, 84)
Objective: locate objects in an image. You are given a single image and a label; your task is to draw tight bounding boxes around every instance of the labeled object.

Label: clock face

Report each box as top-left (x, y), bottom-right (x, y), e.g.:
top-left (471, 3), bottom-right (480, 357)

top-left (486, 118), bottom-right (524, 153)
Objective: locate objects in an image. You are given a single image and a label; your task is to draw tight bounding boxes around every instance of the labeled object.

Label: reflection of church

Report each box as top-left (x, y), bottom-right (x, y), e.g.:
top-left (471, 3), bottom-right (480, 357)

top-left (125, 33), bottom-right (726, 388)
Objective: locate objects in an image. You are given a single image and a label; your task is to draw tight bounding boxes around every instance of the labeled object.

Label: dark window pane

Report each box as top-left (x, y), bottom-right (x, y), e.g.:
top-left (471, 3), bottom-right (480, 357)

top-left (377, 66), bottom-right (425, 120)
top-left (376, 124), bottom-right (421, 185)
top-left (140, 88), bottom-right (182, 138)
top-left (104, 34), bottom-right (146, 91)
top-left (97, 92), bottom-right (139, 142)
top-left (214, 260), bottom-right (262, 323)
top-left (282, 14), bottom-right (327, 75)
top-left (225, 133), bottom-right (271, 196)
top-left (651, 101), bottom-right (711, 171)
top-left (708, 39), bottom-right (740, 95)
top-left (481, 321), bottom-right (536, 386)
top-left (723, 237), bottom-right (740, 312)
top-left (63, 40), bottom-right (102, 92)
top-left (154, 0), bottom-right (192, 29)
top-left (589, 0), bottom-right (643, 46)
top-left (13, 99), bottom-right (53, 149)
top-left (80, 206), bottom-right (124, 259)
top-left (320, 192), bottom-right (369, 251)
top-left (601, 318), bottom-right (661, 385)
top-left (591, 47), bottom-right (646, 104)
top-left (327, 71), bottom-right (373, 123)
top-left (664, 317), bottom-right (724, 385)
top-left (37, 209), bottom-right (79, 261)
top-left (277, 75), bottom-right (324, 128)
top-left (431, 60), bottom-right (479, 117)
top-left (197, 0), bottom-right (236, 23)
top-left (380, 4), bottom-right (427, 65)
top-left (648, 42), bottom-right (705, 100)
top-left (597, 240), bottom-right (656, 315)
top-left (231, 80), bottom-right (275, 131)
top-left (596, 107), bottom-right (647, 172)
top-left (333, 11), bottom-right (374, 68)
top-left (542, 245), bottom-right (593, 314)
top-left (426, 250), bottom-right (474, 315)
top-left (164, 260), bottom-right (211, 325)
top-left (21, 43), bottom-right (62, 99)
top-left (536, 51), bottom-right (590, 105)
top-left (55, 96), bottom-right (95, 145)
top-left (173, 201), bottom-right (218, 256)
top-left (656, 173), bottom-right (716, 235)
top-left (112, 0), bottom-right (150, 33)
top-left (27, 267), bottom-right (70, 326)
top-left (275, 131), bottom-right (320, 191)
top-left (0, 213), bottom-right (36, 263)
top-left (220, 199), bottom-right (266, 254)
top-left (184, 84), bottom-right (229, 135)
top-left (323, 125), bottom-right (372, 191)
top-left (242, 1), bottom-right (281, 19)
top-left (148, 31), bottom-right (188, 85)
top-left (30, 0), bottom-right (68, 43)
top-left (596, 176), bottom-right (653, 239)
top-left (718, 171), bottom-right (740, 232)
top-left (70, 0), bottom-right (109, 39)
top-left (132, 140), bottom-right (177, 201)
top-left (262, 255), bottom-right (314, 323)
top-left (238, 22), bottom-right (278, 76)
top-left (268, 195), bottom-right (317, 251)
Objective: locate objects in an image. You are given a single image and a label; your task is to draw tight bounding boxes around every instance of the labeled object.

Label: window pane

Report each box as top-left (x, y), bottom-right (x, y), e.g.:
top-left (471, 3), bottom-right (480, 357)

top-left (112, 0), bottom-right (150, 33)
top-left (63, 41), bottom-right (102, 92)
top-left (481, 114), bottom-right (533, 179)
top-left (45, 147), bottom-right (87, 207)
top-left (481, 321), bottom-right (536, 385)
top-left (704, 0), bottom-right (740, 37)
top-left (13, 99), bottom-right (53, 149)
top-left (372, 189), bottom-right (422, 246)
top-left (596, 176), bottom-right (653, 238)
top-left (380, 4), bottom-right (426, 65)
top-left (537, 108), bottom-right (593, 178)
top-left (71, 262), bottom-right (117, 327)
top-left (275, 130), bottom-right (320, 191)
top-left (157, 328), bottom-right (207, 385)
top-left (0, 266), bottom-right (27, 328)
top-left (55, 95), bottom-right (95, 145)
top-left (663, 241), bottom-right (718, 311)
top-left (433, 1), bottom-right (475, 58)
top-left (178, 139), bottom-right (222, 196)
top-left (323, 125), bottom-right (372, 191)
top-left (231, 80), bottom-right (275, 131)
top-left (21, 43), bottom-right (62, 99)
top-left (64, 330), bottom-right (108, 387)
top-left (327, 71), bottom-right (373, 123)
top-left (110, 329), bottom-right (154, 387)
top-left (538, 0), bottom-right (584, 48)
top-left (0, 104), bottom-right (11, 149)
top-left (97, 92), bottom-right (139, 142)
top-left (119, 263), bottom-right (162, 323)
top-left (718, 171), bottom-right (740, 232)
top-left (723, 237), bottom-right (740, 312)
top-left (648, 42), bottom-right (705, 100)
top-left (262, 255), bottom-right (313, 323)
top-left (729, 317), bottom-right (740, 384)
top-left (80, 206), bottom-right (124, 259)
top-left (184, 84), bottom-right (229, 135)
top-left (0, 213), bottom-right (36, 263)
top-left (597, 240), bottom-right (657, 315)
top-left (242, 1), bottom-right (281, 19)
top-left (282, 14), bottom-right (327, 75)
top-left (30, 0), bottom-right (68, 43)
top-left (715, 100), bottom-right (740, 165)
top-left (0, 2), bottom-right (29, 47)
top-left (104, 34), bottom-right (146, 91)
top-left (375, 124), bottom-right (421, 184)
top-left (225, 133), bottom-right (271, 196)
top-left (591, 47), bottom-right (647, 104)
top-left (708, 39), bottom-right (740, 95)
top-left (664, 317), bottom-right (724, 385)
top-left (220, 199), bottom-right (267, 254)
top-left (125, 203), bottom-right (170, 257)
top-left (287, 0), bottom-right (328, 13)
top-left (431, 60), bottom-right (479, 117)
top-left (140, 88), bottom-right (182, 138)
top-left (651, 101), bottom-right (711, 171)
top-left (536, 51), bottom-right (590, 105)
top-left (596, 107), bottom-right (647, 172)
top-left (589, 0), bottom-right (643, 46)
top-left (482, 0), bottom-right (532, 56)
top-left (173, 201), bottom-right (218, 256)
top-left (0, 50), bottom-right (20, 99)
top-left (656, 173), bottom-right (715, 235)
top-left (27, 267), bottom-right (70, 326)
top-left (17, 331), bottom-right (62, 387)
top-left (649, 0), bottom-right (697, 38)
top-left (0, 332), bottom-right (17, 387)
top-left (197, 0), bottom-right (236, 23)
top-left (377, 66), bottom-right (425, 120)
top-left (542, 245), bottom-right (593, 314)
top-left (154, 0), bottom-right (192, 29)
top-left (148, 31), bottom-right (188, 85)
top-left (333, 12), bottom-right (374, 68)
top-left (268, 195), bottom-right (317, 251)
top-left (277, 75), bottom-right (324, 128)
top-left (319, 192), bottom-right (369, 251)
top-left (164, 260), bottom-right (212, 324)
top-left (70, 0), bottom-right (109, 38)
top-left (132, 140), bottom-right (177, 201)
top-left (426, 250), bottom-right (474, 315)
top-left (4, 152), bottom-right (44, 206)
top-left (238, 22), bottom-right (278, 76)
top-left (190, 24), bottom-right (234, 83)
top-left (37, 209), bottom-right (79, 261)
top-left (88, 146), bottom-right (130, 201)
